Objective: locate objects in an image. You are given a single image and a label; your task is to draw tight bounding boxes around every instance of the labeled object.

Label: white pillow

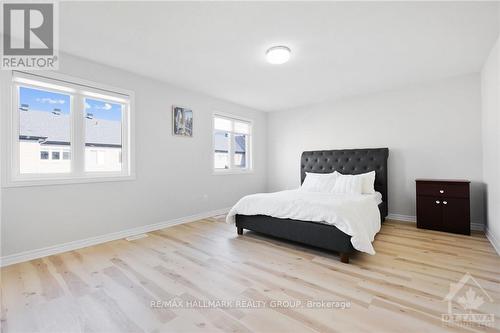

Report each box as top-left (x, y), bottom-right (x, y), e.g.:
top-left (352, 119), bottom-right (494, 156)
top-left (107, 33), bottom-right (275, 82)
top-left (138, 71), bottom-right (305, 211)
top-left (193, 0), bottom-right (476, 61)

top-left (332, 170), bottom-right (376, 194)
top-left (332, 173), bottom-right (363, 194)
top-left (359, 171), bottom-right (376, 194)
top-left (301, 172), bottom-right (337, 193)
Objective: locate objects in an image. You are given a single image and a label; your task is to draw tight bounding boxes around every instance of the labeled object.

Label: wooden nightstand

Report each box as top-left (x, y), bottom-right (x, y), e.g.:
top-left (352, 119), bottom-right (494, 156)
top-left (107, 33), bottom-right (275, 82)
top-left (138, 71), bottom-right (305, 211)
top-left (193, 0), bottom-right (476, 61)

top-left (416, 179), bottom-right (470, 235)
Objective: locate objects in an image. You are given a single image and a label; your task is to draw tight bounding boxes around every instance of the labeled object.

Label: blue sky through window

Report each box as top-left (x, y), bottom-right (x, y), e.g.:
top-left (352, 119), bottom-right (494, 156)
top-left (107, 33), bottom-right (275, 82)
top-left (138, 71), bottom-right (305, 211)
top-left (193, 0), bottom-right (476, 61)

top-left (19, 87), bottom-right (122, 122)
top-left (19, 86), bottom-right (70, 114)
top-left (85, 98), bottom-right (122, 121)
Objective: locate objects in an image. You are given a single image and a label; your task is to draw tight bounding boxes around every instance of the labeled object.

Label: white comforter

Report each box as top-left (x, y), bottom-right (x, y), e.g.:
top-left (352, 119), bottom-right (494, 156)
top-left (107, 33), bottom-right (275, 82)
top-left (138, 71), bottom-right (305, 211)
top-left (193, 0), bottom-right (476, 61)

top-left (226, 190), bottom-right (381, 254)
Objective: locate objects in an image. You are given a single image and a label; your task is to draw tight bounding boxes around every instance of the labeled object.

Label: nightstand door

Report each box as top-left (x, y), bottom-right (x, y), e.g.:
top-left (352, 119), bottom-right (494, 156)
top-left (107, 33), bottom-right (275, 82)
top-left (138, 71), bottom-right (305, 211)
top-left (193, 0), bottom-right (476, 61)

top-left (416, 196), bottom-right (443, 231)
top-left (442, 198), bottom-right (470, 235)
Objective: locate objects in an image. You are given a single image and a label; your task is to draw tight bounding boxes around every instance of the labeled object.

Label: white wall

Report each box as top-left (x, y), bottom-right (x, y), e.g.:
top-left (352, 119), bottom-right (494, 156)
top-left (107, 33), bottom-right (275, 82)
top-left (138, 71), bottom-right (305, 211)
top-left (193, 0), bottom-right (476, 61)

top-left (267, 74), bottom-right (484, 225)
top-left (0, 53), bottom-right (267, 256)
top-left (1, 55), bottom-right (494, 258)
top-left (482, 36), bottom-right (500, 252)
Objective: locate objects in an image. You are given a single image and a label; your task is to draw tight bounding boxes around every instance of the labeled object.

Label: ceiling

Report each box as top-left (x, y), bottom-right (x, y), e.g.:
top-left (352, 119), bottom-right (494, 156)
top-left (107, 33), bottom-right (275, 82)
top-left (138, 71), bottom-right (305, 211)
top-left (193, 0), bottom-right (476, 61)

top-left (60, 2), bottom-right (499, 111)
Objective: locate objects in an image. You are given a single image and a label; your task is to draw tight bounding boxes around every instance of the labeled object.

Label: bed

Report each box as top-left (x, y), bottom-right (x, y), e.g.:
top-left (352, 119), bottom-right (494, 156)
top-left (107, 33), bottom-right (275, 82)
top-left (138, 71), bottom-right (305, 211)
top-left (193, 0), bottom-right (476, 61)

top-left (231, 148), bottom-right (389, 263)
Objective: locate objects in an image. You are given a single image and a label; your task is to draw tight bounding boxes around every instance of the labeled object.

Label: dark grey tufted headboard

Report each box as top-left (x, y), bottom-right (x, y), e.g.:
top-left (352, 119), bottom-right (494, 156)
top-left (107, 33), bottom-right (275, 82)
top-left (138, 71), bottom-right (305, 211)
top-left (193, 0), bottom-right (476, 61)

top-left (301, 148), bottom-right (389, 217)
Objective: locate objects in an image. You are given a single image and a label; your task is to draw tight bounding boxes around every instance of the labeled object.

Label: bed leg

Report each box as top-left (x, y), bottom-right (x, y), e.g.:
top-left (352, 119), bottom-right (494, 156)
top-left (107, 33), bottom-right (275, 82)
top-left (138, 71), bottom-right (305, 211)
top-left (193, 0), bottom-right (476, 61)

top-left (340, 253), bottom-right (349, 264)
top-left (237, 227), bottom-right (243, 235)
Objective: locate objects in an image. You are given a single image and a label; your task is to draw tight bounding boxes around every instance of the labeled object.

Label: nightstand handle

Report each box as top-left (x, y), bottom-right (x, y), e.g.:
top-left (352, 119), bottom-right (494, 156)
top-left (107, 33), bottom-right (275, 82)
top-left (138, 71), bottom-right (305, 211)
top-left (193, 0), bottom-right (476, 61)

top-left (443, 201), bottom-right (447, 205)
top-left (435, 200), bottom-right (440, 204)
top-left (439, 190), bottom-right (444, 193)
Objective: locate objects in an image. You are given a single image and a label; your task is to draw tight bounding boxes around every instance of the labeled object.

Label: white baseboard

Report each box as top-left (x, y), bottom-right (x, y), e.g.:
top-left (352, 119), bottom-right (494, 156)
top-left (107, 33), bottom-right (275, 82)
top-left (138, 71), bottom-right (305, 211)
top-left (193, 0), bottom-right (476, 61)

top-left (388, 213), bottom-right (496, 255)
top-left (3, 208), bottom-right (493, 267)
top-left (0, 207), bottom-right (231, 268)
top-left (485, 227), bottom-right (500, 256)
top-left (471, 222), bottom-right (485, 232)
top-left (386, 213), bottom-right (416, 222)
top-left (386, 213), bottom-right (484, 231)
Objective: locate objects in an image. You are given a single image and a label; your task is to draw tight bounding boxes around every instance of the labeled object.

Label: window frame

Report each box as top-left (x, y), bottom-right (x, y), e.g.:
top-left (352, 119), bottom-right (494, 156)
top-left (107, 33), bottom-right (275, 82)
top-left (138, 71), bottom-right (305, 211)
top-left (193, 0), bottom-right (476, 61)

top-left (2, 71), bottom-right (135, 187)
top-left (212, 112), bottom-right (253, 175)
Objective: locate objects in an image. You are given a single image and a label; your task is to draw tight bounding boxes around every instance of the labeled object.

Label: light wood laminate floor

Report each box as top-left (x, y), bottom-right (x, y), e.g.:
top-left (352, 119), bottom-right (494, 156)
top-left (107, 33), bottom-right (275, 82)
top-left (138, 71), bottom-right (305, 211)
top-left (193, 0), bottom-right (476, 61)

top-left (1, 218), bottom-right (499, 333)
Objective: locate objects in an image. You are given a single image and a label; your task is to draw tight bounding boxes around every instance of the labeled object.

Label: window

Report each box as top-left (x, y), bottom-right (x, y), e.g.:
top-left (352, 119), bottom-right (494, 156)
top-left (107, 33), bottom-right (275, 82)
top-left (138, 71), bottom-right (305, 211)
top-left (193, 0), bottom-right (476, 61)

top-left (19, 86), bottom-right (71, 173)
top-left (5, 71), bottom-right (134, 186)
top-left (213, 114), bottom-right (252, 172)
top-left (84, 98), bottom-right (123, 172)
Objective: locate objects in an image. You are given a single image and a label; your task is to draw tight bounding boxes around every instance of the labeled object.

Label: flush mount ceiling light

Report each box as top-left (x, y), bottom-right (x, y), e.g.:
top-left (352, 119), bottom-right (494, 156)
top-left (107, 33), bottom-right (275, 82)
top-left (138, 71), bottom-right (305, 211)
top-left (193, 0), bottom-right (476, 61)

top-left (265, 46), bottom-right (291, 64)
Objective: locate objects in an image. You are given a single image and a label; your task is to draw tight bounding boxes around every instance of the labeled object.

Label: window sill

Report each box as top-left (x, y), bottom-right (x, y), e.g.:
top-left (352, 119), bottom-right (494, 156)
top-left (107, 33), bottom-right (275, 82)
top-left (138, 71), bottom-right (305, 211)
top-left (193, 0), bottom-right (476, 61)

top-left (2, 174), bottom-right (136, 188)
top-left (212, 169), bottom-right (254, 175)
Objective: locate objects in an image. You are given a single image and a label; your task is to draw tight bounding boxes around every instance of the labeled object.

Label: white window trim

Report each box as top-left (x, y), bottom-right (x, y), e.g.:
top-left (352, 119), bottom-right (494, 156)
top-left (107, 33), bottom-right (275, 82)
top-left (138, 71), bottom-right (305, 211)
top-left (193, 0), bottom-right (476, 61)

top-left (212, 112), bottom-right (253, 175)
top-left (1, 71), bottom-right (136, 187)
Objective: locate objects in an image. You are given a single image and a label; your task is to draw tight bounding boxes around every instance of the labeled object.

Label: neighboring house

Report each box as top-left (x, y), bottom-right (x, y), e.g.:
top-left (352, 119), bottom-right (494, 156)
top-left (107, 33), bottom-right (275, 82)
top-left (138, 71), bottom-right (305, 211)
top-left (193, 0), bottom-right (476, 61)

top-left (214, 132), bottom-right (247, 169)
top-left (19, 110), bottom-right (122, 173)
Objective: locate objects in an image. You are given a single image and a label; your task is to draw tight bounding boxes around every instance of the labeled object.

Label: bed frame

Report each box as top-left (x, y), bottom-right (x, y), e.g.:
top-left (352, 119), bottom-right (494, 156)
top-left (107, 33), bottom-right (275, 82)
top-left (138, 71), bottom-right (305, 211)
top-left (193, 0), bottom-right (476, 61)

top-left (235, 148), bottom-right (389, 263)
